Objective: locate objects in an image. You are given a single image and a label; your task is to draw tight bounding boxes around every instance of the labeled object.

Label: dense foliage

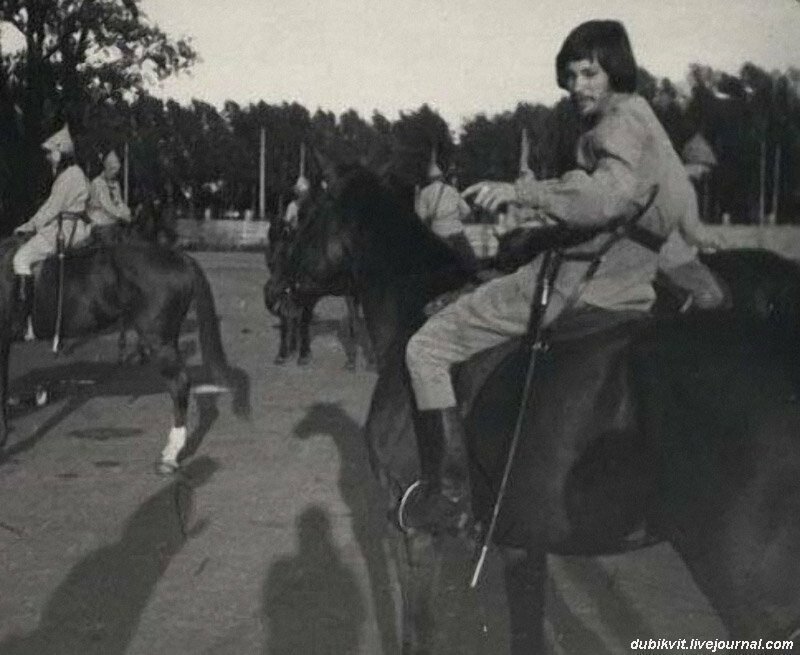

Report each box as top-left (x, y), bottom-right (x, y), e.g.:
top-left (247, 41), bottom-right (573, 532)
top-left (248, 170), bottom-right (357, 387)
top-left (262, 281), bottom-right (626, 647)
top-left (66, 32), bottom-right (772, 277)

top-left (2, 3), bottom-right (799, 230)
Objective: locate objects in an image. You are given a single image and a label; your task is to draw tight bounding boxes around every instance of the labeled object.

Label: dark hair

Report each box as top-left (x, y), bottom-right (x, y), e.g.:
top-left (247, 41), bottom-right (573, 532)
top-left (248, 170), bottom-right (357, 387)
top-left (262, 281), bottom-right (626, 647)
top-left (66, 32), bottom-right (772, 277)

top-left (556, 20), bottom-right (638, 93)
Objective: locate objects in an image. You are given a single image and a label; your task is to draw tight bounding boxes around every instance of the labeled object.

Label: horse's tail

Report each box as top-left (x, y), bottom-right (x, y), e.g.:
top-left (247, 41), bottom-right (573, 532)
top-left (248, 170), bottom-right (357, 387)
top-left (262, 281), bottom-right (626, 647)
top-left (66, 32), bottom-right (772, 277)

top-left (188, 256), bottom-right (251, 419)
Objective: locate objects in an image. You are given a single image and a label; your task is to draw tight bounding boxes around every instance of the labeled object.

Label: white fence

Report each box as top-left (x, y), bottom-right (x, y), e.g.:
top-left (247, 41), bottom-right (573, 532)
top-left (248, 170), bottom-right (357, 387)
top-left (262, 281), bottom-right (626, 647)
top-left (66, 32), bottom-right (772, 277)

top-left (175, 218), bottom-right (270, 250)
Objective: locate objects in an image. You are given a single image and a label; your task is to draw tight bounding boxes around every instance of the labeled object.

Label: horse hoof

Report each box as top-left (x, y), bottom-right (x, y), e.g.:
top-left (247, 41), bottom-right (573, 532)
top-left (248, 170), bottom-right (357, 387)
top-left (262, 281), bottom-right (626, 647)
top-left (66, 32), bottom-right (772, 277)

top-left (297, 355), bottom-right (310, 366)
top-left (155, 460), bottom-right (180, 476)
top-left (273, 355), bottom-right (287, 365)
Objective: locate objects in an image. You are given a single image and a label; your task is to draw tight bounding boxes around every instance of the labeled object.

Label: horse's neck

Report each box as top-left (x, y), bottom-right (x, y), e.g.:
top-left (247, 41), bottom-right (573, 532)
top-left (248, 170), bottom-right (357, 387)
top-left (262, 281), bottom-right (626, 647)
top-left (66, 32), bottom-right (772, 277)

top-left (357, 268), bottom-right (470, 371)
top-left (359, 282), bottom-right (406, 369)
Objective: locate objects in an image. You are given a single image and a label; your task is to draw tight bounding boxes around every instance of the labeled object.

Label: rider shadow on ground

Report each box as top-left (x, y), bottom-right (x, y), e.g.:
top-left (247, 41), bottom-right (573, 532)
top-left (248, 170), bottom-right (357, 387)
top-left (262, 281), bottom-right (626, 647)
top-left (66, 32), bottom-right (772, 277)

top-left (0, 456), bottom-right (218, 655)
top-left (1, 339), bottom-right (222, 465)
top-left (261, 505), bottom-right (366, 654)
top-left (292, 402), bottom-right (399, 654)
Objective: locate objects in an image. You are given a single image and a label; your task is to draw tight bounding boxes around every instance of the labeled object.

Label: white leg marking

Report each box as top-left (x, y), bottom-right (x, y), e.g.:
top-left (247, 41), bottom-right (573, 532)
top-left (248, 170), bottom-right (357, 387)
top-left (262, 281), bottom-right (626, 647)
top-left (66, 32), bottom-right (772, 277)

top-left (160, 425), bottom-right (187, 467)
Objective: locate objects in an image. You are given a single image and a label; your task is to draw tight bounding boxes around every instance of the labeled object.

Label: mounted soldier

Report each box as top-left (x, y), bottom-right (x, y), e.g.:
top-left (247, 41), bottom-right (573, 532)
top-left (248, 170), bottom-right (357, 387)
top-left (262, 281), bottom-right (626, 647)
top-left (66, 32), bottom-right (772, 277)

top-left (283, 143), bottom-right (310, 231)
top-left (12, 124), bottom-right (91, 331)
top-left (87, 148), bottom-right (132, 245)
top-left (414, 146), bottom-right (477, 267)
top-left (403, 19), bottom-right (729, 533)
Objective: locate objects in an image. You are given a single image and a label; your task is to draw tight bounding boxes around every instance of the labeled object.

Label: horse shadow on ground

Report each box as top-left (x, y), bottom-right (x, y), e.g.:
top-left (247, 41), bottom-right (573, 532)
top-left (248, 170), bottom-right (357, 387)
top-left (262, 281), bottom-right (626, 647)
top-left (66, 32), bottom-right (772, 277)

top-left (1, 338), bottom-right (233, 465)
top-left (261, 505), bottom-right (366, 654)
top-left (0, 456), bottom-right (219, 655)
top-left (283, 405), bottom-right (663, 654)
top-left (290, 402), bottom-right (398, 653)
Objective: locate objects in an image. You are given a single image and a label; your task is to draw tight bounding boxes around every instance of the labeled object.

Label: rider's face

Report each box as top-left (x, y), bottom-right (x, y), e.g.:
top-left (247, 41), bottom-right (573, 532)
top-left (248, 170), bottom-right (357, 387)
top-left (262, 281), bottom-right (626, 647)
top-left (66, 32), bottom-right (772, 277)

top-left (564, 57), bottom-right (612, 117)
top-left (104, 155), bottom-right (121, 179)
top-left (45, 148), bottom-right (61, 171)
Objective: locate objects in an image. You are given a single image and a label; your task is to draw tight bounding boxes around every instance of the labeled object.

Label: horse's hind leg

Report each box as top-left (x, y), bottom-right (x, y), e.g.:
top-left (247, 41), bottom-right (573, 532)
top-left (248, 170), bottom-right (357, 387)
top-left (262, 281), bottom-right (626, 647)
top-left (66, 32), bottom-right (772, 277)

top-left (153, 339), bottom-right (190, 474)
top-left (502, 546), bottom-right (548, 655)
top-left (274, 318), bottom-right (290, 365)
top-left (297, 305), bottom-right (313, 366)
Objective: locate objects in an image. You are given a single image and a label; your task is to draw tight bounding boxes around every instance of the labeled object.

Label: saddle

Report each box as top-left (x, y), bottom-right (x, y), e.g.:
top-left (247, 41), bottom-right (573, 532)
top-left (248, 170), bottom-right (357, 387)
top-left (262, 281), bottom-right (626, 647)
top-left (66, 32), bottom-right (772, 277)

top-left (15, 237), bottom-right (110, 343)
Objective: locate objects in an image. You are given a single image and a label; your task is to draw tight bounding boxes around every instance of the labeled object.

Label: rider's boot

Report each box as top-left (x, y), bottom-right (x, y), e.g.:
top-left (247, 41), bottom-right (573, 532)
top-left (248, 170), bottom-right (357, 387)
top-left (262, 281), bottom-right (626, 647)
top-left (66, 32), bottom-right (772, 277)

top-left (12, 274), bottom-right (33, 341)
top-left (402, 407), bottom-right (473, 535)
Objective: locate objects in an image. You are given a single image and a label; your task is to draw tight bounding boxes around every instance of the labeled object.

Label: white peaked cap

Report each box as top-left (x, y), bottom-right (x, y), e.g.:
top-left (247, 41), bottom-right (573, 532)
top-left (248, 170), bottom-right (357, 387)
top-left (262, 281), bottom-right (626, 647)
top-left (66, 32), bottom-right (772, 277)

top-left (294, 175), bottom-right (310, 194)
top-left (427, 145), bottom-right (443, 180)
top-left (41, 124), bottom-right (74, 155)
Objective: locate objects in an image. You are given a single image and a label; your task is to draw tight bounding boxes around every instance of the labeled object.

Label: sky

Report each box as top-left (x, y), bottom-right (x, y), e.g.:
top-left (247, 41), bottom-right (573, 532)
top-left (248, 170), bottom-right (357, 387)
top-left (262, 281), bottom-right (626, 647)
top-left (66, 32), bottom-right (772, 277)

top-left (6, 0), bottom-right (800, 129)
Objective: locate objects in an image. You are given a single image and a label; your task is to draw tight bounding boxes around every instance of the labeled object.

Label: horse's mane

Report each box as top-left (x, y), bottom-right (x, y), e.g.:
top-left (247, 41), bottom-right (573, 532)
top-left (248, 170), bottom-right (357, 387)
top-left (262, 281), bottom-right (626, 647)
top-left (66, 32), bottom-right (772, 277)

top-left (702, 249), bottom-right (800, 349)
top-left (332, 165), bottom-right (469, 280)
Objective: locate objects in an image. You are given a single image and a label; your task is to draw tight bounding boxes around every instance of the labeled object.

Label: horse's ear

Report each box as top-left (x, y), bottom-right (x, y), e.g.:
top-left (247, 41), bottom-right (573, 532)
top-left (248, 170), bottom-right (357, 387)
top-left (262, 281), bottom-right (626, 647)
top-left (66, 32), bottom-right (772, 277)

top-left (313, 148), bottom-right (339, 188)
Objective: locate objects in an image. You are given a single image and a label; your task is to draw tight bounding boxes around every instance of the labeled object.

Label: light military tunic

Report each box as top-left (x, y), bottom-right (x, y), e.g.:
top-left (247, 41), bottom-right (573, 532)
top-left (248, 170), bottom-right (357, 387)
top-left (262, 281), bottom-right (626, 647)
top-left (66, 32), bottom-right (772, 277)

top-left (406, 92), bottom-right (710, 410)
top-left (87, 175), bottom-right (131, 227)
top-left (415, 180), bottom-right (471, 238)
top-left (13, 165), bottom-right (91, 275)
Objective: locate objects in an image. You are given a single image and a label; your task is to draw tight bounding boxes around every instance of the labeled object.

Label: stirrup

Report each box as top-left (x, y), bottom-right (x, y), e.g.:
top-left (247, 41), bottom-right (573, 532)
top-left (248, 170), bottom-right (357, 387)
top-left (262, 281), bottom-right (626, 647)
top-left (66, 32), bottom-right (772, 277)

top-left (396, 479), bottom-right (471, 535)
top-left (397, 479), bottom-right (427, 533)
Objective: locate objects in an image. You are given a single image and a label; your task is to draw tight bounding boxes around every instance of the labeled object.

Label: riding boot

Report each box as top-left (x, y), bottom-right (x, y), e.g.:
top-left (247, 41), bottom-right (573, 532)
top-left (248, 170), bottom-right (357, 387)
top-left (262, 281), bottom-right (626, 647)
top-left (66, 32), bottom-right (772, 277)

top-left (402, 407), bottom-right (473, 534)
top-left (12, 274), bottom-right (33, 341)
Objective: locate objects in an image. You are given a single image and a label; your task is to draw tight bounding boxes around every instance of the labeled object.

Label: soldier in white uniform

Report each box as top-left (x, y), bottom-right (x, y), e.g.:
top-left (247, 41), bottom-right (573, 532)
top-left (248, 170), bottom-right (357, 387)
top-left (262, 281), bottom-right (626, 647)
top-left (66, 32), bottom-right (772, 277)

top-left (283, 174), bottom-right (310, 230)
top-left (415, 151), bottom-right (476, 266)
top-left (13, 125), bottom-right (90, 314)
top-left (87, 149), bottom-right (132, 244)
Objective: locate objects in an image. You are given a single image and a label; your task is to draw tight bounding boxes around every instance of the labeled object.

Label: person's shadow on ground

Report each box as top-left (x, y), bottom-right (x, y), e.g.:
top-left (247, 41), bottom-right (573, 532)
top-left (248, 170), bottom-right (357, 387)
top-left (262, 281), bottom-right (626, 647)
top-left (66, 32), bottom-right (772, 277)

top-left (262, 505), bottom-right (366, 655)
top-left (0, 456), bottom-right (218, 655)
top-left (292, 402), bottom-right (399, 653)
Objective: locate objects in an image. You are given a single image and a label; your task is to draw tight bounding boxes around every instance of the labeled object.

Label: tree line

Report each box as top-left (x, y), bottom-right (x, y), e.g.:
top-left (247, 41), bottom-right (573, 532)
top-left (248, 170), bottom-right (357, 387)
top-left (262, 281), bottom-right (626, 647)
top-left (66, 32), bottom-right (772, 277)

top-left (2, 1), bottom-right (800, 232)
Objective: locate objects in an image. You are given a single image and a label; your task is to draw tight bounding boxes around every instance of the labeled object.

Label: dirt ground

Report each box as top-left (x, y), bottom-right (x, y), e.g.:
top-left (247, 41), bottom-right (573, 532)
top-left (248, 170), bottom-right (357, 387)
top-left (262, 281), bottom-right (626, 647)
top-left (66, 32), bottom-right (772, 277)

top-left (0, 251), bottom-right (729, 654)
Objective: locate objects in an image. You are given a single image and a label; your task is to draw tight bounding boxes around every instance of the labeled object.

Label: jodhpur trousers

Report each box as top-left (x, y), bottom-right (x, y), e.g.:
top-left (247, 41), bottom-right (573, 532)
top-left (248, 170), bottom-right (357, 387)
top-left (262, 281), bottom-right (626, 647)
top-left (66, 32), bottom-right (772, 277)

top-left (405, 255), bottom-right (654, 411)
top-left (13, 220), bottom-right (91, 275)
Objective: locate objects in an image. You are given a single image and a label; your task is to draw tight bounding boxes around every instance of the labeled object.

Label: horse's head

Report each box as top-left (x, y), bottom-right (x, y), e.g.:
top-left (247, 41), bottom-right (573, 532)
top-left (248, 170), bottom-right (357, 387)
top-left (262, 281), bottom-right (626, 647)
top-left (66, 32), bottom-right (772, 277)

top-left (264, 220), bottom-right (304, 317)
top-left (279, 161), bottom-right (362, 300)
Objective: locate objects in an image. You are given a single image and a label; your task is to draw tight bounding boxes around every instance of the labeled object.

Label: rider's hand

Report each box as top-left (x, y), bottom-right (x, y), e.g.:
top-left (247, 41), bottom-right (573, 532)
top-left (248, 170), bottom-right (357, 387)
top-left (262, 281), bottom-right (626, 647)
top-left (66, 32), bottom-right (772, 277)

top-left (13, 225), bottom-right (33, 236)
top-left (462, 181), bottom-right (518, 214)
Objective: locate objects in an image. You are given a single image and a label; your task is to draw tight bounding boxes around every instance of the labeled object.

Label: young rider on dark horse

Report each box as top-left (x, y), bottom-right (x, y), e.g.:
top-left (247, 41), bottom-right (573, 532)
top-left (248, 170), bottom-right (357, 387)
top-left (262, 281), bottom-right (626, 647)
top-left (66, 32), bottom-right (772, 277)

top-left (12, 124), bottom-right (91, 336)
top-left (283, 172), bottom-right (311, 231)
top-left (87, 148), bottom-right (133, 245)
top-left (402, 20), bottom-right (728, 533)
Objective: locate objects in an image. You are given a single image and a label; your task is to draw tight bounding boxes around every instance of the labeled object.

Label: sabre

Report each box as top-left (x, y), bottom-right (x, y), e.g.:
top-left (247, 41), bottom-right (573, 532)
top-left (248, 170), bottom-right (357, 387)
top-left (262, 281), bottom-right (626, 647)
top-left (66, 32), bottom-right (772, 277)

top-left (470, 248), bottom-right (561, 588)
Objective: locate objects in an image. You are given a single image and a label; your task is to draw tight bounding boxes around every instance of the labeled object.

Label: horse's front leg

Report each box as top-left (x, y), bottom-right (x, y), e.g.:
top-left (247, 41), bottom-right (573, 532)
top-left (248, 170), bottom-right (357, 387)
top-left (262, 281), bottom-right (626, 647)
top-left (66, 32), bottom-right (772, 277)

top-left (274, 317), bottom-right (290, 365)
top-left (154, 340), bottom-right (190, 474)
top-left (297, 304), bottom-right (313, 366)
top-left (502, 545), bottom-right (548, 655)
top-left (395, 528), bottom-right (441, 654)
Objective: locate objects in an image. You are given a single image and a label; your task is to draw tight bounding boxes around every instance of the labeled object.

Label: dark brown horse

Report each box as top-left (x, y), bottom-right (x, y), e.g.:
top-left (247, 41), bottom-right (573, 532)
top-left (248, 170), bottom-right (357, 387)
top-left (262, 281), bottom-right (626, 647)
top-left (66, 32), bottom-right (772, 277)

top-left (0, 236), bottom-right (250, 473)
top-left (275, 163), bottom-right (800, 653)
top-left (263, 211), bottom-right (370, 370)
